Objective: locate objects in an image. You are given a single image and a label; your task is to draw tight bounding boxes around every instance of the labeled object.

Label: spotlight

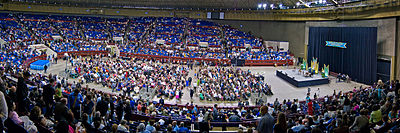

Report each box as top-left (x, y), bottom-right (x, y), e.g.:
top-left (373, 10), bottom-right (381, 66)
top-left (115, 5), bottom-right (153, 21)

top-left (262, 4), bottom-right (267, 9)
top-left (258, 4), bottom-right (262, 8)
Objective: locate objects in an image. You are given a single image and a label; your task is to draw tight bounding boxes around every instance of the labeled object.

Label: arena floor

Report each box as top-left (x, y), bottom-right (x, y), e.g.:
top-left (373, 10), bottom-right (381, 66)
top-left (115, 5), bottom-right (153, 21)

top-left (40, 59), bottom-right (364, 107)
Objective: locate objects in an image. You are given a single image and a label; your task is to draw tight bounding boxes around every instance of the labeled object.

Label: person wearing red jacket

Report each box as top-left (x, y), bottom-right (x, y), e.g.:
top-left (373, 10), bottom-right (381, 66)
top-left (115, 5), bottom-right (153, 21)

top-left (307, 100), bottom-right (314, 116)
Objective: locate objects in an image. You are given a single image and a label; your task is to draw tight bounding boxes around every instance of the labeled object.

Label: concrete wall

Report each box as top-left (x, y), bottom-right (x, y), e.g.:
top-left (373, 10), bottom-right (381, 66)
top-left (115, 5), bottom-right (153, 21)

top-left (212, 20), bottom-right (306, 57)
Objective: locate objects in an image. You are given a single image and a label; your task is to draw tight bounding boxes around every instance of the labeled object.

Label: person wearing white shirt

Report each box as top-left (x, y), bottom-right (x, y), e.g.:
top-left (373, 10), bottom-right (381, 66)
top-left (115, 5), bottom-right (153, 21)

top-left (0, 91), bottom-right (8, 125)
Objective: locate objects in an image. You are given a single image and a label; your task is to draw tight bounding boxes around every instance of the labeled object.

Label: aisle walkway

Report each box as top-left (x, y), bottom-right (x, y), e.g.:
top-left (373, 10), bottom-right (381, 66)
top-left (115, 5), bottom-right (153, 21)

top-left (152, 65), bottom-right (196, 105)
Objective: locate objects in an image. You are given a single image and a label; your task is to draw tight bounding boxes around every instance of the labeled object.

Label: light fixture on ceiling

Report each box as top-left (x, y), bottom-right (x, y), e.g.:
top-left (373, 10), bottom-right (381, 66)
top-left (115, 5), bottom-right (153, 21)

top-left (298, 0), bottom-right (310, 7)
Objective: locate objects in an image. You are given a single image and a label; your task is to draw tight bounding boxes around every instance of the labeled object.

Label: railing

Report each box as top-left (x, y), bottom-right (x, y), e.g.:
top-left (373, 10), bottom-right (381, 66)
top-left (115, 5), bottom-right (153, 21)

top-left (55, 51), bottom-right (293, 66)
top-left (57, 50), bottom-right (108, 59)
top-left (120, 52), bottom-right (232, 65)
top-left (8, 39), bottom-right (36, 43)
top-left (8, 46), bottom-right (28, 51)
top-left (244, 59), bottom-right (293, 66)
top-left (89, 38), bottom-right (107, 41)
top-left (22, 54), bottom-right (47, 69)
top-left (128, 113), bottom-right (258, 127)
top-left (160, 103), bottom-right (260, 110)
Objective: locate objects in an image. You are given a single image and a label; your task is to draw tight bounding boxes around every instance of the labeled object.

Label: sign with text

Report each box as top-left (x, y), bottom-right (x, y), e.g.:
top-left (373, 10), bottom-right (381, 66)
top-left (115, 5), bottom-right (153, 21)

top-left (325, 41), bottom-right (347, 48)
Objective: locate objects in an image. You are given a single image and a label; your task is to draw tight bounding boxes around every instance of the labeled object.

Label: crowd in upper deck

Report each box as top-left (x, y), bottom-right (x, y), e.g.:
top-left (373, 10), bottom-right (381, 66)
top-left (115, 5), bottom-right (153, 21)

top-left (0, 12), bottom-right (291, 62)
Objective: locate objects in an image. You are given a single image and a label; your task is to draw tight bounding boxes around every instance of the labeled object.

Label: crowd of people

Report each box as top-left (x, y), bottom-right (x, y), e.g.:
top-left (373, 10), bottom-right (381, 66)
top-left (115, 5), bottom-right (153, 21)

top-left (1, 56), bottom-right (400, 133)
top-left (47, 40), bottom-right (107, 53)
top-left (0, 12), bottom-right (293, 63)
top-left (0, 40), bottom-right (399, 133)
top-left (254, 80), bottom-right (400, 133)
top-left (0, 64), bottom-right (265, 133)
top-left (0, 43), bottom-right (42, 73)
top-left (195, 66), bottom-right (273, 101)
top-left (223, 26), bottom-right (263, 48)
top-left (8, 12), bottom-right (400, 133)
top-left (70, 56), bottom-right (190, 100)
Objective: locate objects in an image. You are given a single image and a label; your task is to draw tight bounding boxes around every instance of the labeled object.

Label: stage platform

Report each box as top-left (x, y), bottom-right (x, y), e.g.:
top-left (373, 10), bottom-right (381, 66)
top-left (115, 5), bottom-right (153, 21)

top-left (30, 60), bottom-right (50, 70)
top-left (276, 69), bottom-right (329, 87)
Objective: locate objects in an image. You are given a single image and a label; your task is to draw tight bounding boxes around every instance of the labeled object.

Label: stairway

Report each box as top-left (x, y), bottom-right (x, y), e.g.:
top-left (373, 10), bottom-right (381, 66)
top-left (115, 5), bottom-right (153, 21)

top-left (140, 20), bottom-right (155, 45)
top-left (115, 47), bottom-right (120, 57)
top-left (77, 22), bottom-right (86, 40)
top-left (123, 19), bottom-right (131, 44)
top-left (183, 18), bottom-right (190, 47)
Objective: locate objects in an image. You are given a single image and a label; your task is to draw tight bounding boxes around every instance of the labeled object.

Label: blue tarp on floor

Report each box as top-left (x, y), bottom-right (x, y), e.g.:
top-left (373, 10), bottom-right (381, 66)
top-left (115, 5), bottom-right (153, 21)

top-left (30, 60), bottom-right (50, 70)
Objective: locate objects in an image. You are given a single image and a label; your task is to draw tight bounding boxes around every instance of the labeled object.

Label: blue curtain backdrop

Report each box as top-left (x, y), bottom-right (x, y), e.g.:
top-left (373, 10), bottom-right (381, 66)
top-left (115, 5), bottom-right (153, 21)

top-left (308, 27), bottom-right (377, 85)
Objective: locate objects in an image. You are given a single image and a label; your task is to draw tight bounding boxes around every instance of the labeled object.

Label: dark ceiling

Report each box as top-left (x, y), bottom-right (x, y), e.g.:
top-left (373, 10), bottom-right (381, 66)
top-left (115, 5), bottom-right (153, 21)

top-left (14, 0), bottom-right (364, 10)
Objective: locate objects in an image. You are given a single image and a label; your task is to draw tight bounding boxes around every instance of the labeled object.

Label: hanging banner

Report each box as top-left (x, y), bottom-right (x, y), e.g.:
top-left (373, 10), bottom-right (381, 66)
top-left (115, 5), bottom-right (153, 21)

top-left (325, 41), bottom-right (347, 48)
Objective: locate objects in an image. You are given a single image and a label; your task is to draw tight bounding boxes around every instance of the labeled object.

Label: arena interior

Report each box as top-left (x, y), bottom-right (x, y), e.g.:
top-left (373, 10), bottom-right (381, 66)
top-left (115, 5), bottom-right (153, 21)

top-left (0, 0), bottom-right (400, 132)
